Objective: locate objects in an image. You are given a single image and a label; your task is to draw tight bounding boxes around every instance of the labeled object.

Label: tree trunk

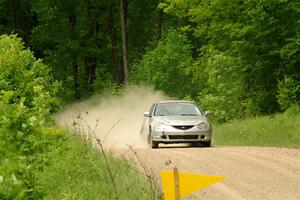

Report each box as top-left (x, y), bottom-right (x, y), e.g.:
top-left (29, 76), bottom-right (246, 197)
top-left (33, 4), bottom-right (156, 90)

top-left (83, 0), bottom-right (98, 94)
top-left (119, 0), bottom-right (128, 85)
top-left (156, 0), bottom-right (163, 42)
top-left (84, 0), bottom-right (92, 93)
top-left (69, 5), bottom-right (80, 99)
top-left (72, 63), bottom-right (80, 99)
top-left (10, 0), bottom-right (33, 46)
top-left (107, 2), bottom-right (121, 84)
top-left (84, 56), bottom-right (96, 93)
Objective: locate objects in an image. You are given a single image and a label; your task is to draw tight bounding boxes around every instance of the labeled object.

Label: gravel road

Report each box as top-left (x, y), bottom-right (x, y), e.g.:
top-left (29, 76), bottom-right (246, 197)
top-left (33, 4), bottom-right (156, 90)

top-left (117, 146), bottom-right (300, 200)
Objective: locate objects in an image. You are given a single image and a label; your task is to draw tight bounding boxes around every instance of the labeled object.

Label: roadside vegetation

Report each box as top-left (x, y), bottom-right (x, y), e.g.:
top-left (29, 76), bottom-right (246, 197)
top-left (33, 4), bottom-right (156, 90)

top-left (36, 132), bottom-right (153, 200)
top-left (214, 106), bottom-right (300, 148)
top-left (0, 35), bottom-right (154, 199)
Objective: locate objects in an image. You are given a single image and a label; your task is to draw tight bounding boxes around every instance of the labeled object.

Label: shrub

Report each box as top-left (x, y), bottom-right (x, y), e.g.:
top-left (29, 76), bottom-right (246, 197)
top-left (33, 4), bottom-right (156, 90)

top-left (0, 35), bottom-right (61, 199)
top-left (277, 76), bottom-right (299, 111)
top-left (197, 47), bottom-right (243, 122)
top-left (0, 34), bottom-right (60, 120)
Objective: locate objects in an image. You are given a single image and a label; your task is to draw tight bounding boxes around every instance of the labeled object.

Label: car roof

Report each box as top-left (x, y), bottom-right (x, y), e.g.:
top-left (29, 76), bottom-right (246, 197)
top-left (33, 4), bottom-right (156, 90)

top-left (156, 100), bottom-right (195, 104)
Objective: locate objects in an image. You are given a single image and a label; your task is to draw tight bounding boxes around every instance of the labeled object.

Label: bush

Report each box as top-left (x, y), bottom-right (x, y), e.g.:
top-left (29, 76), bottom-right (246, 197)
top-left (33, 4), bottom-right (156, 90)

top-left (0, 34), bottom-right (60, 120)
top-left (277, 76), bottom-right (299, 111)
top-left (0, 35), bottom-right (61, 199)
top-left (0, 91), bottom-right (51, 199)
top-left (0, 35), bottom-right (154, 199)
top-left (197, 47), bottom-right (243, 122)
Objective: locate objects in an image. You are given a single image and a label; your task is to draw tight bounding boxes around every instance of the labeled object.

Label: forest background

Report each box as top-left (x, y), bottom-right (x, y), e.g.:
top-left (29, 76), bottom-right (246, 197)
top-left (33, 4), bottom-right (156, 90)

top-left (1, 0), bottom-right (299, 122)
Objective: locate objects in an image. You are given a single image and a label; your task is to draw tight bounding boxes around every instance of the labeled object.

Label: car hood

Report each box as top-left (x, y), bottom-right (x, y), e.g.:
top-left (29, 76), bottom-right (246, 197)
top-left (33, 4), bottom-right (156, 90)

top-left (153, 115), bottom-right (207, 126)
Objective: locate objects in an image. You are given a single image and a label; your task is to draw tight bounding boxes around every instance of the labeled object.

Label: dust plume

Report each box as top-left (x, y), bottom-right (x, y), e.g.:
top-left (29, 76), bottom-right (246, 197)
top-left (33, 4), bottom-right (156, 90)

top-left (55, 85), bottom-right (168, 148)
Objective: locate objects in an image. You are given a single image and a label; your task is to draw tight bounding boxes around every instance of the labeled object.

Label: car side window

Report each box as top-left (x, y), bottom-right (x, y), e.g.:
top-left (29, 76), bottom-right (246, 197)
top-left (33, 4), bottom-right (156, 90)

top-left (149, 104), bottom-right (155, 116)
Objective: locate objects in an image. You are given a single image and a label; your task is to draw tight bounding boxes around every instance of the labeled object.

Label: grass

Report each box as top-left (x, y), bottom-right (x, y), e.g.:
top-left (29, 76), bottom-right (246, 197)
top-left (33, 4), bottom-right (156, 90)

top-left (36, 132), bottom-right (154, 200)
top-left (0, 126), bottom-right (155, 199)
top-left (214, 107), bottom-right (300, 148)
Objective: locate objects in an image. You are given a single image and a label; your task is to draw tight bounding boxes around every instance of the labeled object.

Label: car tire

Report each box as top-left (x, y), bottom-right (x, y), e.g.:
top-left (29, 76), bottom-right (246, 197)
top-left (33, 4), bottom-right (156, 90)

top-left (202, 140), bottom-right (211, 147)
top-left (151, 141), bottom-right (159, 149)
top-left (148, 135), bottom-right (158, 149)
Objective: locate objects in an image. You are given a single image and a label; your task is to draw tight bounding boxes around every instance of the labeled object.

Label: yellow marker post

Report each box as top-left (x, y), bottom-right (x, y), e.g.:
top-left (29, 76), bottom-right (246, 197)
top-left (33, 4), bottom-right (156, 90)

top-left (173, 167), bottom-right (180, 200)
top-left (160, 168), bottom-right (225, 200)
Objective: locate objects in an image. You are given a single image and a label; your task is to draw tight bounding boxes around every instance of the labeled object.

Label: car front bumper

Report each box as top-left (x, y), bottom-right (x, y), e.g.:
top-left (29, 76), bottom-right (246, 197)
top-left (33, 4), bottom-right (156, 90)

top-left (151, 126), bottom-right (212, 143)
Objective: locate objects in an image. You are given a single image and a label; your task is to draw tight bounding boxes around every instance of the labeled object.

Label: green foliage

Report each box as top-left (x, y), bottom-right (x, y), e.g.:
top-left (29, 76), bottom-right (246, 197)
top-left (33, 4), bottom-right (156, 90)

top-left (0, 0), bottom-right (34, 45)
top-left (1, 0), bottom-right (299, 120)
top-left (156, 0), bottom-right (300, 121)
top-left (0, 90), bottom-right (48, 199)
top-left (0, 35), bottom-right (60, 119)
top-left (0, 108), bottom-right (153, 199)
top-left (31, 0), bottom-right (95, 100)
top-left (93, 67), bottom-right (121, 96)
top-left (28, 0), bottom-right (161, 101)
top-left (277, 76), bottom-right (300, 111)
top-left (0, 35), bottom-right (60, 199)
top-left (36, 133), bottom-right (153, 200)
top-left (127, 0), bottom-right (158, 60)
top-left (130, 30), bottom-right (202, 98)
top-left (214, 106), bottom-right (300, 148)
top-left (196, 47), bottom-right (243, 122)
top-left (0, 34), bottom-right (153, 199)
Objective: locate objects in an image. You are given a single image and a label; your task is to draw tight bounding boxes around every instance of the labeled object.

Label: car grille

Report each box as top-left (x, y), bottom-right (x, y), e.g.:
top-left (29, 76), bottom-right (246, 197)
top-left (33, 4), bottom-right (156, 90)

top-left (172, 125), bottom-right (194, 130)
top-left (169, 135), bottom-right (198, 140)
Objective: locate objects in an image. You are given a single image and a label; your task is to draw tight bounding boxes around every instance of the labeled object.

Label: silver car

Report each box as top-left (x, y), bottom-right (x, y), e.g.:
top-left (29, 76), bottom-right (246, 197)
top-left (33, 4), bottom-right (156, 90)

top-left (140, 100), bottom-right (212, 148)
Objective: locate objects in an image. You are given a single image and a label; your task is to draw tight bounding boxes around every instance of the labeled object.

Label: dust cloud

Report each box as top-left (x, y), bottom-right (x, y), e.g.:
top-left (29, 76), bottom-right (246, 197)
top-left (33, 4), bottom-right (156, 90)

top-left (55, 85), bottom-right (168, 148)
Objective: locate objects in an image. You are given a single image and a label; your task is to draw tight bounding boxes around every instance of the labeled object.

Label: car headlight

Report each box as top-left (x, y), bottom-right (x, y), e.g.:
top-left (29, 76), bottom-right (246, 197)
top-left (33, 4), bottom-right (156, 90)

top-left (197, 121), bottom-right (209, 129)
top-left (153, 122), bottom-right (169, 132)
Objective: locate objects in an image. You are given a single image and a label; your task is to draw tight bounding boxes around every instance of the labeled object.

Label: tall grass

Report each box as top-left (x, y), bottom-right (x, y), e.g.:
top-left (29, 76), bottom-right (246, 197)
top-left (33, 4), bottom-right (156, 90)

top-left (0, 125), bottom-right (155, 199)
top-left (36, 131), bottom-right (154, 200)
top-left (214, 106), bottom-right (300, 148)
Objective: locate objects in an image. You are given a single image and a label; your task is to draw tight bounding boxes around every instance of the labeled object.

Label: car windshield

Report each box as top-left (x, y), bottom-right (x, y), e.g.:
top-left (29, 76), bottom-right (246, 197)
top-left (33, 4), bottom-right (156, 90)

top-left (154, 102), bottom-right (203, 116)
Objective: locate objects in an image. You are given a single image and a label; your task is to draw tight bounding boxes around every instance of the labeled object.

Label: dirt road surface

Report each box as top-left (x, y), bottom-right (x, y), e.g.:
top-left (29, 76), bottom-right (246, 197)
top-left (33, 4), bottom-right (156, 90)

top-left (116, 146), bottom-right (300, 200)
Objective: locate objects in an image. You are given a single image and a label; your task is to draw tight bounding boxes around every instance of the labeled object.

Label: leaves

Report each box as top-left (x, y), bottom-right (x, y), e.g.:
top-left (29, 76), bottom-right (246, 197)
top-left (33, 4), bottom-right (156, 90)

top-left (154, 0), bottom-right (300, 121)
top-left (0, 35), bottom-right (61, 199)
top-left (277, 76), bottom-right (300, 110)
top-left (131, 30), bottom-right (196, 98)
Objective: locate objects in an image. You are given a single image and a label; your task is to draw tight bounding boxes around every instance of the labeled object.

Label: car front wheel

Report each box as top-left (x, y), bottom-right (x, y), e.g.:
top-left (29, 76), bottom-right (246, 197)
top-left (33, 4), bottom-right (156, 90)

top-left (151, 141), bottom-right (159, 149)
top-left (148, 135), bottom-right (158, 149)
top-left (202, 140), bottom-right (211, 147)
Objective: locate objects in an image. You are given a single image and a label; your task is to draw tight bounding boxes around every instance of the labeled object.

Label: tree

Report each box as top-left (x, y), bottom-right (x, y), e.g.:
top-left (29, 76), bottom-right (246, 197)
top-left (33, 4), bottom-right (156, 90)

top-left (0, 0), bottom-right (36, 45)
top-left (159, 0), bottom-right (300, 120)
top-left (68, 1), bottom-right (80, 99)
top-left (131, 30), bottom-right (200, 98)
top-left (156, 0), bottom-right (163, 41)
top-left (107, 1), bottom-right (121, 83)
top-left (119, 0), bottom-right (128, 85)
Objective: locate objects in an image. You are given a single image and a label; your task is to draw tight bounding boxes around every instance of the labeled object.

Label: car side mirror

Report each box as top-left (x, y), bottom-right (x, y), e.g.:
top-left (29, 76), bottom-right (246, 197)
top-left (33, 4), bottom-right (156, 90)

top-left (144, 112), bottom-right (151, 117)
top-left (204, 111), bottom-right (213, 117)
